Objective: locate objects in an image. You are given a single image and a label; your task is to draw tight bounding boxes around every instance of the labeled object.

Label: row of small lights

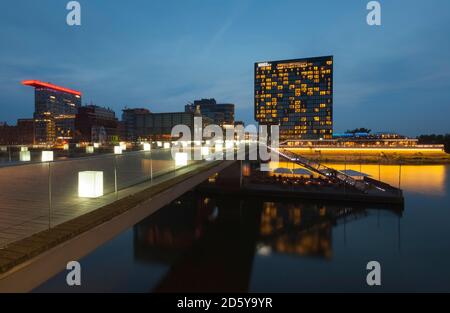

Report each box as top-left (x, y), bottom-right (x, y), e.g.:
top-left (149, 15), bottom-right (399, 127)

top-left (15, 140), bottom-right (249, 199)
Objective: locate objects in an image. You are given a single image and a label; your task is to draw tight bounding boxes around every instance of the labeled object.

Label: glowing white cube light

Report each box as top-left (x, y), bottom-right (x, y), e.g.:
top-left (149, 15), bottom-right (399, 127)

top-left (86, 146), bottom-right (94, 154)
top-left (157, 141), bottom-right (162, 147)
top-left (119, 142), bottom-right (127, 151)
top-left (93, 143), bottom-right (100, 148)
top-left (201, 146), bottom-right (210, 156)
top-left (175, 152), bottom-right (188, 167)
top-left (20, 151), bottom-right (31, 162)
top-left (143, 143), bottom-right (151, 151)
top-left (63, 144), bottom-right (69, 151)
top-left (41, 151), bottom-right (54, 162)
top-left (21, 146), bottom-right (28, 152)
top-left (163, 142), bottom-right (171, 149)
top-left (78, 171), bottom-right (104, 198)
top-left (114, 146), bottom-right (122, 154)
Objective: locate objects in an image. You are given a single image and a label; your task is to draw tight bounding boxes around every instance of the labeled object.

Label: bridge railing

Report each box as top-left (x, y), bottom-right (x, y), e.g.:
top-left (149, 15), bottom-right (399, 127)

top-left (0, 146), bottom-right (227, 249)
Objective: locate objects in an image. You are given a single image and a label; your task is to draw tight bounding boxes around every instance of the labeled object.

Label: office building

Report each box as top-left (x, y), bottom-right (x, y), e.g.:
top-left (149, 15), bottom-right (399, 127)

top-left (22, 80), bottom-right (82, 143)
top-left (185, 99), bottom-right (235, 126)
top-left (122, 108), bottom-right (212, 141)
top-left (75, 105), bottom-right (119, 143)
top-left (254, 56), bottom-right (333, 140)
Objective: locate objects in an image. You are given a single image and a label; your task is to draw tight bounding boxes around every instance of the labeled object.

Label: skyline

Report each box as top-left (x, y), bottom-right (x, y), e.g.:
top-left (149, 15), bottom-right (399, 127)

top-left (1, 1), bottom-right (450, 136)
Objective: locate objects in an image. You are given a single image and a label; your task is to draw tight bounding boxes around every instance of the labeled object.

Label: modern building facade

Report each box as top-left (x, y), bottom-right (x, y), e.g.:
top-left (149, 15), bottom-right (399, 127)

top-left (254, 56), bottom-right (333, 140)
top-left (22, 80), bottom-right (82, 143)
top-left (185, 99), bottom-right (235, 126)
top-left (75, 105), bottom-right (119, 143)
top-left (122, 108), bottom-right (212, 141)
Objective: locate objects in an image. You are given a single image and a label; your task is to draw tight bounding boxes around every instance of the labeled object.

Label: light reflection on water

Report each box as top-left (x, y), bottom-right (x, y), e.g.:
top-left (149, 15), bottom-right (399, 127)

top-left (34, 164), bottom-right (450, 293)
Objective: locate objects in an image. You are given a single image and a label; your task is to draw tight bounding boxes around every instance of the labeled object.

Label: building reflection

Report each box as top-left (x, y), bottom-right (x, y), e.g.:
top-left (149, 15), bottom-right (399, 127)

top-left (132, 192), bottom-right (402, 292)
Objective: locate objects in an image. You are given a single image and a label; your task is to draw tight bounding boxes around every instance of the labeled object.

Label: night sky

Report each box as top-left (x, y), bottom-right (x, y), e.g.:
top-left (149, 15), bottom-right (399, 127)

top-left (1, 0), bottom-right (449, 136)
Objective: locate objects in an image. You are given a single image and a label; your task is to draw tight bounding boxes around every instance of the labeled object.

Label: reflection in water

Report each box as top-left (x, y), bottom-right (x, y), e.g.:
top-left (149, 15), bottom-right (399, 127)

top-left (133, 194), bottom-right (400, 292)
top-left (35, 165), bottom-right (450, 293)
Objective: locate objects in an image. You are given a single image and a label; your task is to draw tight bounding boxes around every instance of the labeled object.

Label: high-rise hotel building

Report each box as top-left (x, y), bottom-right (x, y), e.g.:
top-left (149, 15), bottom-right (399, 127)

top-left (22, 80), bottom-right (82, 143)
top-left (254, 56), bottom-right (333, 140)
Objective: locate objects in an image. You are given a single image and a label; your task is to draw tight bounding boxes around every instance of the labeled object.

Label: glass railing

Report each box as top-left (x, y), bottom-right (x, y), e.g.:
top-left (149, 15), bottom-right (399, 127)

top-left (0, 147), bottom-right (224, 249)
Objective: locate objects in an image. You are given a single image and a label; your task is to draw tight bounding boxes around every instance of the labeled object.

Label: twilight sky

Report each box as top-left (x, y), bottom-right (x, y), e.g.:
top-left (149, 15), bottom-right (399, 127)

top-left (0, 0), bottom-right (449, 136)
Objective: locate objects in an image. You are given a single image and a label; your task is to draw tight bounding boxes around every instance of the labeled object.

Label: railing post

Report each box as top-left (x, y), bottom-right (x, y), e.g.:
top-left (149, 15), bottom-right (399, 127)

top-left (48, 161), bottom-right (52, 229)
top-left (114, 155), bottom-right (118, 200)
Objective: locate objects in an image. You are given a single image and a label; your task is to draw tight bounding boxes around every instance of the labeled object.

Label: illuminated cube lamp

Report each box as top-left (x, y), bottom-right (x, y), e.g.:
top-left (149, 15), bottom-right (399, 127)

top-left (143, 143), bottom-right (151, 151)
top-left (93, 143), bottom-right (100, 148)
top-left (114, 146), bottom-right (122, 154)
top-left (163, 142), bottom-right (171, 149)
top-left (86, 146), bottom-right (94, 154)
top-left (120, 142), bottom-right (127, 151)
top-left (21, 146), bottom-right (28, 152)
top-left (78, 171), bottom-right (104, 198)
top-left (157, 141), bottom-right (163, 147)
top-left (215, 143), bottom-right (223, 152)
top-left (201, 146), bottom-right (210, 157)
top-left (225, 141), bottom-right (234, 150)
top-left (41, 151), bottom-right (54, 162)
top-left (20, 151), bottom-right (31, 162)
top-left (175, 152), bottom-right (188, 167)
top-left (0, 146), bottom-right (7, 152)
top-left (63, 144), bottom-right (69, 151)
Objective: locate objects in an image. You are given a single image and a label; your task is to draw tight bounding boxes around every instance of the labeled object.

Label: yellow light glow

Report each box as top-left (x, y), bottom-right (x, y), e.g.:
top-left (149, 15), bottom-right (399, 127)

top-left (86, 146), bottom-right (94, 154)
top-left (78, 171), bottom-right (104, 198)
top-left (63, 144), bottom-right (69, 151)
top-left (119, 142), bottom-right (127, 151)
top-left (21, 147), bottom-right (28, 152)
top-left (164, 142), bottom-right (171, 149)
top-left (93, 143), bottom-right (100, 148)
top-left (114, 146), bottom-right (122, 154)
top-left (157, 141), bottom-right (162, 147)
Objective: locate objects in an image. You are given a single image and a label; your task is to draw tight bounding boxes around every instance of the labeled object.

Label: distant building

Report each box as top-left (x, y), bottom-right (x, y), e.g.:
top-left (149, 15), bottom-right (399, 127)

top-left (185, 99), bottom-right (235, 126)
top-left (122, 108), bottom-right (212, 141)
top-left (75, 105), bottom-right (119, 143)
top-left (0, 119), bottom-right (35, 145)
top-left (255, 56), bottom-right (333, 140)
top-left (22, 80), bottom-right (82, 143)
top-left (122, 108), bottom-right (151, 141)
top-left (17, 119), bottom-right (35, 145)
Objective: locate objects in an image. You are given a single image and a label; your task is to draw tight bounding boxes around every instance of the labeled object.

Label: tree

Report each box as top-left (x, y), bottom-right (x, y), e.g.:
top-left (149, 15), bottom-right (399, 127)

top-left (345, 128), bottom-right (372, 134)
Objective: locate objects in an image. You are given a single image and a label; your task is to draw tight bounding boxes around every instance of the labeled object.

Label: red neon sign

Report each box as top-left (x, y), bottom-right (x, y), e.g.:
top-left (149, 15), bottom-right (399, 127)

top-left (22, 80), bottom-right (82, 96)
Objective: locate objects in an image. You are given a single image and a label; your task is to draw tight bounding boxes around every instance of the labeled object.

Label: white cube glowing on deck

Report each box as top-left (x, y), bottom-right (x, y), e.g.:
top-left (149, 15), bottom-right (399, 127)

top-left (157, 141), bottom-right (162, 147)
top-left (41, 151), bottom-right (54, 162)
top-left (114, 146), bottom-right (122, 154)
top-left (201, 146), bottom-right (210, 156)
top-left (215, 143), bottom-right (223, 152)
top-left (175, 152), bottom-right (188, 167)
top-left (143, 143), bottom-right (151, 151)
top-left (225, 141), bottom-right (234, 150)
top-left (78, 171), bottom-right (104, 198)
top-left (93, 143), bottom-right (100, 148)
top-left (20, 151), bottom-right (31, 162)
top-left (120, 142), bottom-right (127, 151)
top-left (86, 146), bottom-right (94, 154)
top-left (163, 142), bottom-right (171, 149)
top-left (21, 146), bottom-right (28, 152)
top-left (63, 144), bottom-right (69, 151)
